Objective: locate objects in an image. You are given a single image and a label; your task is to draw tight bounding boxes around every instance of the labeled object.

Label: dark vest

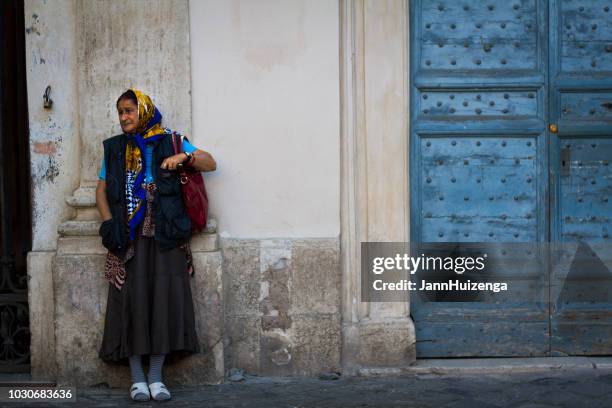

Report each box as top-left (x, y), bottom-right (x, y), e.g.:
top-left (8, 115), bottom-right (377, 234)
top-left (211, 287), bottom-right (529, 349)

top-left (103, 133), bottom-right (191, 251)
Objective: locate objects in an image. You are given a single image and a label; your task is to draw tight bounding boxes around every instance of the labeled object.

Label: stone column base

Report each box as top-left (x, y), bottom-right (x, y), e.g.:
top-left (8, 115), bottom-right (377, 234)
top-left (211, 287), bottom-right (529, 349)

top-left (52, 220), bottom-right (224, 387)
top-left (342, 317), bottom-right (416, 375)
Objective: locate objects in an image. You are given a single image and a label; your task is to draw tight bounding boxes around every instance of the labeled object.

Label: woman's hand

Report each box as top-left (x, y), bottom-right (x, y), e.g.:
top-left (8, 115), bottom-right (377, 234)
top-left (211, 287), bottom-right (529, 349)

top-left (96, 180), bottom-right (113, 221)
top-left (160, 153), bottom-right (188, 170)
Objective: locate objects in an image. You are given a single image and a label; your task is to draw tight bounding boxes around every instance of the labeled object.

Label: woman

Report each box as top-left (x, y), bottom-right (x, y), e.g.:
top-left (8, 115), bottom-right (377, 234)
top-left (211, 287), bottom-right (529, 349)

top-left (96, 89), bottom-right (216, 401)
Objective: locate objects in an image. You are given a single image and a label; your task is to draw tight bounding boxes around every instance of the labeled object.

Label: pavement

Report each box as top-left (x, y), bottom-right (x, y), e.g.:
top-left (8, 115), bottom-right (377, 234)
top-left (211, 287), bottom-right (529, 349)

top-left (12, 364), bottom-right (612, 408)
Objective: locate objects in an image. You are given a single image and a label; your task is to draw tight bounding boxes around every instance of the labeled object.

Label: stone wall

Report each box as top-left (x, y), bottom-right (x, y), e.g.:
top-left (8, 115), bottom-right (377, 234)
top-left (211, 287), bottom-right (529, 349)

top-left (222, 238), bottom-right (341, 376)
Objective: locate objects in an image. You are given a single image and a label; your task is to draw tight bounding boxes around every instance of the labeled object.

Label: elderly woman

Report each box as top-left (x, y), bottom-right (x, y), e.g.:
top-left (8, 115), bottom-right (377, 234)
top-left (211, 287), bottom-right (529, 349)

top-left (96, 89), bottom-right (216, 401)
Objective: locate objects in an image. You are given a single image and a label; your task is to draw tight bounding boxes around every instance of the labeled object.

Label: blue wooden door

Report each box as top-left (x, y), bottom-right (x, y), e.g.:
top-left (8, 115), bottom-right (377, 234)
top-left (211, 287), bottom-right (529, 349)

top-left (549, 0), bottom-right (612, 355)
top-left (410, 0), bottom-right (550, 357)
top-left (409, 0), bottom-right (612, 357)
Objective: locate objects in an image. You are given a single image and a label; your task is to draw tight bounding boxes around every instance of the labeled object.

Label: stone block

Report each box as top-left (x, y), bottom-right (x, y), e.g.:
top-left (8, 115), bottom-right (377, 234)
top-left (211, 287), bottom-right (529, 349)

top-left (290, 239), bottom-right (341, 315)
top-left (177, 251), bottom-right (225, 385)
top-left (221, 240), bottom-right (261, 316)
top-left (52, 246), bottom-right (225, 387)
top-left (52, 254), bottom-right (119, 387)
top-left (221, 239), bottom-right (260, 282)
top-left (355, 319), bottom-right (416, 368)
top-left (224, 315), bottom-right (261, 374)
top-left (259, 313), bottom-right (342, 376)
top-left (191, 232), bottom-right (219, 252)
top-left (57, 236), bottom-right (106, 255)
top-left (260, 329), bottom-right (294, 376)
top-left (57, 220), bottom-right (100, 237)
top-left (204, 217), bottom-right (218, 234)
top-left (221, 238), bottom-right (342, 376)
top-left (27, 251), bottom-right (57, 380)
top-left (289, 313), bottom-right (342, 375)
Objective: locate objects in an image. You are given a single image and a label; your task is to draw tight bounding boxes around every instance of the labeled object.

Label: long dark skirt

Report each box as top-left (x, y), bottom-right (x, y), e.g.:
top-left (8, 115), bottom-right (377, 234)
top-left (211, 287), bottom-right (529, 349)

top-left (99, 235), bottom-right (200, 365)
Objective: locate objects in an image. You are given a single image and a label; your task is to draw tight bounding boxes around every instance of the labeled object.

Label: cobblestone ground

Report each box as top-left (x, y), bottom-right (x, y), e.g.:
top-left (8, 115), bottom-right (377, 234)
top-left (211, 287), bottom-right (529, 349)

top-left (32, 369), bottom-right (612, 408)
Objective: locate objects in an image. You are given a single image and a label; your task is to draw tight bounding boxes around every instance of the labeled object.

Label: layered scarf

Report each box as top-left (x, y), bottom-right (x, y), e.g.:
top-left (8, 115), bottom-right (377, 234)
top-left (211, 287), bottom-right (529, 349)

top-left (124, 89), bottom-right (167, 240)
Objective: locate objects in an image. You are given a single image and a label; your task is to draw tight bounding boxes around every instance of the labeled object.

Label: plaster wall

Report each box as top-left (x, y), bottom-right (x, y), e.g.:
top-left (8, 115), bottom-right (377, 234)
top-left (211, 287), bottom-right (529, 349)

top-left (24, 0), bottom-right (80, 251)
top-left (189, 0), bottom-right (341, 239)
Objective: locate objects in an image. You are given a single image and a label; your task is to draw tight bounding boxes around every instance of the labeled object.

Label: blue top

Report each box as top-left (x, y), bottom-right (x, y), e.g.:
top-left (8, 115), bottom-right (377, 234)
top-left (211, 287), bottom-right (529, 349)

top-left (99, 138), bottom-right (198, 183)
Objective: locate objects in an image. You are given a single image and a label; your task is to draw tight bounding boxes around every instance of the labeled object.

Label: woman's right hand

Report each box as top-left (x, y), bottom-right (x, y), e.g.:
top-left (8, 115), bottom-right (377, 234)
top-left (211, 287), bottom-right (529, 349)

top-left (96, 180), bottom-right (113, 221)
top-left (160, 153), bottom-right (189, 170)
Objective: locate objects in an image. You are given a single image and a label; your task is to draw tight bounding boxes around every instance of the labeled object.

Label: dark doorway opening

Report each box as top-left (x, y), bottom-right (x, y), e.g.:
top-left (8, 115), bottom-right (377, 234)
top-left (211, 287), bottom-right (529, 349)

top-left (0, 0), bottom-right (32, 372)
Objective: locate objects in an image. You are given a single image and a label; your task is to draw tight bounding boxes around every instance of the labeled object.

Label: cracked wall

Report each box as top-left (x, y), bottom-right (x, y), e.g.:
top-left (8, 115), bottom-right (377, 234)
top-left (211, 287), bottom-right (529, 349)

top-left (25, 0), bottom-right (80, 252)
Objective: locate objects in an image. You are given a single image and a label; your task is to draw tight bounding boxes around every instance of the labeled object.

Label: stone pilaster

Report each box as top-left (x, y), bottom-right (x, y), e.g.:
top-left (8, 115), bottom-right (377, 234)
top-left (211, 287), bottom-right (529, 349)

top-left (53, 200), bottom-right (224, 386)
top-left (340, 0), bottom-right (415, 374)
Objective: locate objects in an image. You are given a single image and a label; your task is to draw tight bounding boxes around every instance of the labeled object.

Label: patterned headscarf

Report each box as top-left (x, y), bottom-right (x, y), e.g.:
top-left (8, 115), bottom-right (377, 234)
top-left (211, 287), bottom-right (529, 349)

top-left (124, 89), bottom-right (167, 240)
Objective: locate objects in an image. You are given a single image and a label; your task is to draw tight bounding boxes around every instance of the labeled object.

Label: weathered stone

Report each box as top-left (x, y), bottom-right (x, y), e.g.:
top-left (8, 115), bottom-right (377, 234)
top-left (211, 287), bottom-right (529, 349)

top-left (290, 239), bottom-right (341, 315)
top-left (57, 220), bottom-right (100, 237)
top-left (222, 238), bottom-right (341, 376)
top-left (261, 256), bottom-right (292, 331)
top-left (224, 315), bottom-right (261, 374)
top-left (65, 188), bottom-right (96, 207)
top-left (190, 232), bottom-right (219, 252)
top-left (287, 313), bottom-right (342, 375)
top-left (204, 217), bottom-right (218, 234)
top-left (355, 320), bottom-right (416, 368)
top-left (57, 236), bottom-right (106, 255)
top-left (339, 0), bottom-right (416, 374)
top-left (257, 314), bottom-right (342, 376)
top-left (52, 254), bottom-right (124, 387)
top-left (25, 0), bottom-right (82, 252)
top-left (222, 240), bottom-right (261, 317)
top-left (27, 251), bottom-right (57, 380)
top-left (166, 250), bottom-right (224, 385)
top-left (52, 231), bottom-right (225, 387)
top-left (172, 250), bottom-right (225, 385)
top-left (260, 330), bottom-right (294, 375)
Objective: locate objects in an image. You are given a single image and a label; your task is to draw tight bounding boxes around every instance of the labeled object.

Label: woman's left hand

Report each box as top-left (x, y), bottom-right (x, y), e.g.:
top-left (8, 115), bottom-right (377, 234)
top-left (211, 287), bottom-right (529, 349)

top-left (160, 153), bottom-right (188, 170)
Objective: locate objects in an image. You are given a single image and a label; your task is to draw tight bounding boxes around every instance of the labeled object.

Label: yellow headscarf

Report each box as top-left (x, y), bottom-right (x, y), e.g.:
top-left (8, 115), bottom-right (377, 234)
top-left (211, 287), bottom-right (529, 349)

top-left (124, 89), bottom-right (168, 240)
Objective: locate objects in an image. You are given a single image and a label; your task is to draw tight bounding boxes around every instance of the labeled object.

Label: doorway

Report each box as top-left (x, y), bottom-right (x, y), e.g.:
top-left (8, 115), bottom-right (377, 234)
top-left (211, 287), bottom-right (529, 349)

top-left (0, 0), bottom-right (32, 371)
top-left (410, 0), bottom-right (612, 357)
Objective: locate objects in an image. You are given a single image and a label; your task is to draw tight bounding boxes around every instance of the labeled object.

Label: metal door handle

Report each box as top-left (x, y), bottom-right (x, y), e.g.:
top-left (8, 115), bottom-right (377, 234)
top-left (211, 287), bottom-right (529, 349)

top-left (549, 124), bottom-right (558, 133)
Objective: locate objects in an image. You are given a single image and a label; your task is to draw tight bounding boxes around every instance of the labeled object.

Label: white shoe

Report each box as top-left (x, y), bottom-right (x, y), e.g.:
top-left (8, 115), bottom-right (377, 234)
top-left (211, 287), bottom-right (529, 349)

top-left (148, 382), bottom-right (171, 401)
top-left (130, 382), bottom-right (150, 401)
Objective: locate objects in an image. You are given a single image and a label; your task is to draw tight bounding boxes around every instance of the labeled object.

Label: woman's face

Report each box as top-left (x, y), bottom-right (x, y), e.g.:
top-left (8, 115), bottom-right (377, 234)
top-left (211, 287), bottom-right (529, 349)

top-left (117, 98), bottom-right (139, 134)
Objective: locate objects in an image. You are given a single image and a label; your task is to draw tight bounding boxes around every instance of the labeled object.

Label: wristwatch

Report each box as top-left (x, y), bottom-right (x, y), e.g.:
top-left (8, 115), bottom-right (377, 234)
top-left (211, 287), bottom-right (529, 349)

top-left (183, 151), bottom-right (193, 163)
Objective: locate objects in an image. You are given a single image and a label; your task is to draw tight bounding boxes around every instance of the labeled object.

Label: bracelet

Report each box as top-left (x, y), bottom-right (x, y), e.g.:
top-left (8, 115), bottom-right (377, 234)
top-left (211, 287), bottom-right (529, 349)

top-left (188, 153), bottom-right (196, 166)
